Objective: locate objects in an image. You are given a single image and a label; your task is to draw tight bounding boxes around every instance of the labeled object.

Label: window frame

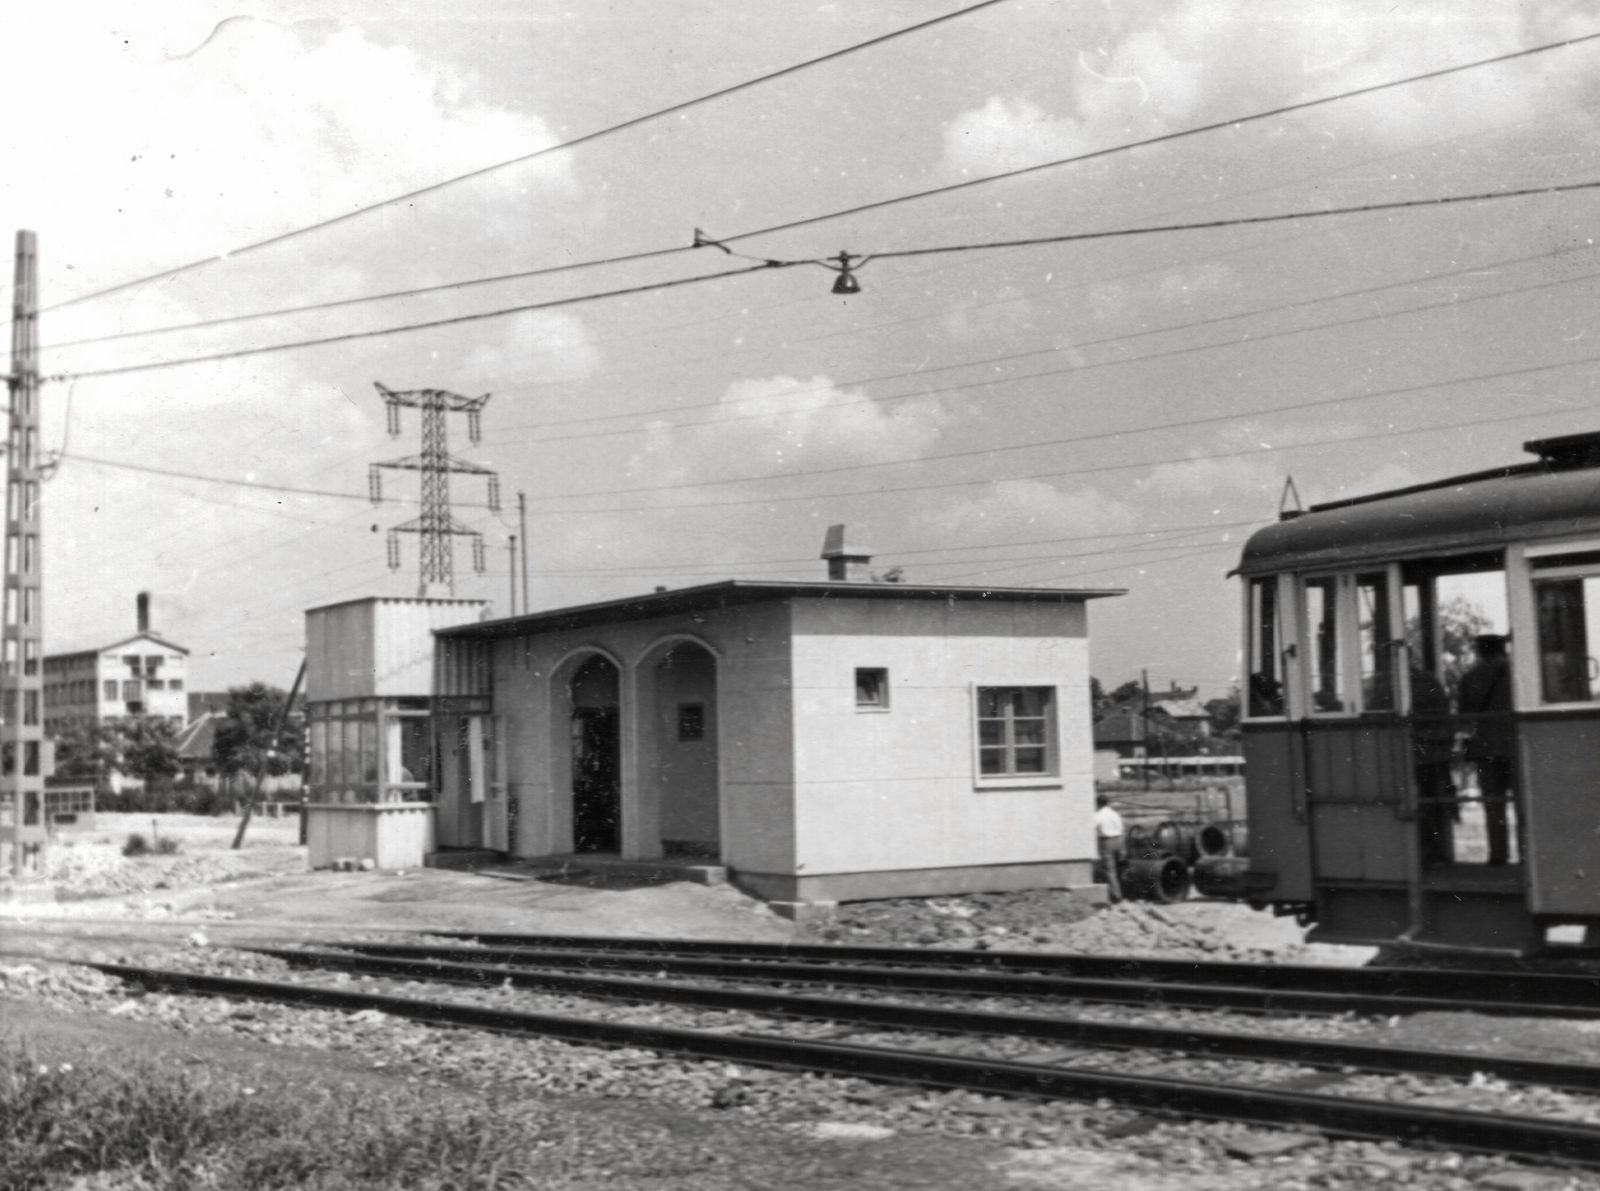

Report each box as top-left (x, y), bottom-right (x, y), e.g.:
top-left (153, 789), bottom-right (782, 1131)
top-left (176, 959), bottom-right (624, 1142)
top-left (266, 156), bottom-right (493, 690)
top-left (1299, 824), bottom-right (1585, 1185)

top-left (854, 667), bottom-right (890, 712)
top-left (971, 683), bottom-right (1062, 789)
top-left (1517, 538), bottom-right (1600, 709)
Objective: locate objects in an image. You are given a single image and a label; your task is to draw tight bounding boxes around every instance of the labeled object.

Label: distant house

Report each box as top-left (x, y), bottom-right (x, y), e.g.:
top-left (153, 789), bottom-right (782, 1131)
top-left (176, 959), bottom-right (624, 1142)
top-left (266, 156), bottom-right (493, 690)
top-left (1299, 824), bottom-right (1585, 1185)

top-left (1092, 705), bottom-right (1148, 758)
top-left (43, 593), bottom-right (188, 737)
top-left (1147, 682), bottom-right (1212, 738)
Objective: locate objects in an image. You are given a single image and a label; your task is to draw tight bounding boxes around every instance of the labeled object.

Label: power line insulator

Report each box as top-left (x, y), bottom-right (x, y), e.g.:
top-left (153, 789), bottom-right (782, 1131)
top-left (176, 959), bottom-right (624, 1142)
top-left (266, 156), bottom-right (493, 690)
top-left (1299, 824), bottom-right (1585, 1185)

top-left (487, 476), bottom-right (501, 512)
top-left (471, 534), bottom-right (485, 574)
top-left (386, 402), bottom-right (402, 437)
top-left (386, 531), bottom-right (401, 571)
top-left (468, 409), bottom-right (481, 444)
top-left (368, 467), bottom-right (382, 505)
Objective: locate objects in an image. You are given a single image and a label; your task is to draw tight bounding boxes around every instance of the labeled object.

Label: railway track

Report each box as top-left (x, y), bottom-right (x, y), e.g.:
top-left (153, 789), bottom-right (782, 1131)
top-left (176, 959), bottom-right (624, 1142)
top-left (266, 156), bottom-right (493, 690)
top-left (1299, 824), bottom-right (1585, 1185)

top-left (329, 937), bottom-right (1600, 1019)
top-left (83, 936), bottom-right (1600, 1169)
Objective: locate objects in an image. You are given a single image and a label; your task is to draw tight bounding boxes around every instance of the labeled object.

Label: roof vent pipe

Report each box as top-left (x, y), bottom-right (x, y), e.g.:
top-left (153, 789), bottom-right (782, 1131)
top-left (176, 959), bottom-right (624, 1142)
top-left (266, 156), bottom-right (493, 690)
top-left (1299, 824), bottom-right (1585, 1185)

top-left (821, 524), bottom-right (873, 582)
top-left (137, 591), bottom-right (150, 634)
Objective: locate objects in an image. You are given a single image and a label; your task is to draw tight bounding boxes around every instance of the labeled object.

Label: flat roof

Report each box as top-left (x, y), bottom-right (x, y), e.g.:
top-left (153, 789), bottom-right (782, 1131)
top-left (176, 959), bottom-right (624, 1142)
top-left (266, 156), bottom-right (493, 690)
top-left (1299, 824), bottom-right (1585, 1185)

top-left (304, 595), bottom-right (489, 616)
top-left (436, 579), bottom-right (1124, 641)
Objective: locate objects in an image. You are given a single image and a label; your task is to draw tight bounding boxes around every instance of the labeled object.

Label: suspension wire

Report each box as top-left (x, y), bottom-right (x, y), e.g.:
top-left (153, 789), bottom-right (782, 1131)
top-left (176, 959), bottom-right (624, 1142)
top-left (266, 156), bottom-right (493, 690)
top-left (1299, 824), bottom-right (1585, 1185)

top-left (717, 26), bottom-right (1600, 246)
top-left (50, 262), bottom-right (786, 380)
top-left (854, 178), bottom-right (1600, 264)
top-left (42, 0), bottom-right (1013, 314)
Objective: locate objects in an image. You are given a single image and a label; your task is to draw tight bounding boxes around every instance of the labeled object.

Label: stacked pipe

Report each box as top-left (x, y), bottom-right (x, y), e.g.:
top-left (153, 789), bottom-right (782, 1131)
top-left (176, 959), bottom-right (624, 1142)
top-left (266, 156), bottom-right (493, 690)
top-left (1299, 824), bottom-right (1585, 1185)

top-left (1118, 816), bottom-right (1251, 903)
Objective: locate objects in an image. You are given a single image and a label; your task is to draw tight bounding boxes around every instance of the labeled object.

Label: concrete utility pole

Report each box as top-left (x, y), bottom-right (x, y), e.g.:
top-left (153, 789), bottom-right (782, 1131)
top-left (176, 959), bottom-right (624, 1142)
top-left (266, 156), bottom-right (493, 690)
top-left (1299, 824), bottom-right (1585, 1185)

top-left (368, 383), bottom-right (501, 597)
top-left (0, 231), bottom-right (45, 878)
top-left (518, 490), bottom-right (528, 617)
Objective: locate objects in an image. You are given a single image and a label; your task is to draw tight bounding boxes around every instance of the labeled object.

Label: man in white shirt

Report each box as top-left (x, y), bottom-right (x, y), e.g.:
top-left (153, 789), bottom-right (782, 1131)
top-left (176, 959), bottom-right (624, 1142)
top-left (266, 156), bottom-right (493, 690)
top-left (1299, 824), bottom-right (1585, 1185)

top-left (1094, 794), bottom-right (1126, 904)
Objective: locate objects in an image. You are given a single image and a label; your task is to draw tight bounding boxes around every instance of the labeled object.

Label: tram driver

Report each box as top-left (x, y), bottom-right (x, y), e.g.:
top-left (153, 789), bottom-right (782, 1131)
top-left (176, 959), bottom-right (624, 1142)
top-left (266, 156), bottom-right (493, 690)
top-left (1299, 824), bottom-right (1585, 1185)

top-left (1459, 634), bottom-right (1517, 866)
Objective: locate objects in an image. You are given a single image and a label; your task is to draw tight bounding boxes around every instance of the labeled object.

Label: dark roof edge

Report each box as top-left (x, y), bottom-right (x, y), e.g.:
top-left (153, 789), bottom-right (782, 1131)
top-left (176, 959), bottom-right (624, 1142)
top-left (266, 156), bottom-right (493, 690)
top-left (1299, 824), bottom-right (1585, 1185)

top-left (436, 579), bottom-right (1125, 640)
top-left (1305, 461), bottom-right (1545, 516)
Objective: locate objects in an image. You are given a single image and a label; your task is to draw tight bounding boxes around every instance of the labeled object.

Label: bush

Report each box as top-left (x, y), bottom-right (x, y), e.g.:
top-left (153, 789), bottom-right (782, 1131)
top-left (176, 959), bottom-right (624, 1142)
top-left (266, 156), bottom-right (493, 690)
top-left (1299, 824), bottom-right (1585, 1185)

top-left (121, 833), bottom-right (149, 857)
top-left (0, 1042), bottom-right (556, 1189)
top-left (155, 835), bottom-right (182, 855)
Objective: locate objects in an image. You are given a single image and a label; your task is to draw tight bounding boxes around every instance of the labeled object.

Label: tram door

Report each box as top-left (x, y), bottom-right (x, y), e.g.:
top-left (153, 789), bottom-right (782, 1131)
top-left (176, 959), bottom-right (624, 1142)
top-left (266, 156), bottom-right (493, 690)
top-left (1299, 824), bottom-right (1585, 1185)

top-left (1294, 568), bottom-right (1413, 939)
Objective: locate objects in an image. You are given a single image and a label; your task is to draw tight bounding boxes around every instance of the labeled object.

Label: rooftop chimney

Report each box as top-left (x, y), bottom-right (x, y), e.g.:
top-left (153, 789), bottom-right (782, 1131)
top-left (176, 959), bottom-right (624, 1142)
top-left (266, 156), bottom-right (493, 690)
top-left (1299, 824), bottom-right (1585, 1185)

top-left (136, 591), bottom-right (150, 634)
top-left (821, 524), bottom-right (873, 582)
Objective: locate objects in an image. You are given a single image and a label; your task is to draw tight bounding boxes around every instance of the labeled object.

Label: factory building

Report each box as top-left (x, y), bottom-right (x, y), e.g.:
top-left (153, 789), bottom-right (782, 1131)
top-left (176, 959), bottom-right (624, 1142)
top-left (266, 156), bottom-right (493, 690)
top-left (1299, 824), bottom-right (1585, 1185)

top-left (42, 592), bottom-right (188, 735)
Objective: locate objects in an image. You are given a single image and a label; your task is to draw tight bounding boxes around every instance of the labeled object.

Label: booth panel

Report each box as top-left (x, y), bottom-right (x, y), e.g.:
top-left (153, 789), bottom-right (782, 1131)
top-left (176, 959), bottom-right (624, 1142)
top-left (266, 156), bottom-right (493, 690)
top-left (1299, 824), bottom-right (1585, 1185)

top-left (1241, 726), bottom-right (1313, 901)
top-left (1522, 714), bottom-right (1600, 916)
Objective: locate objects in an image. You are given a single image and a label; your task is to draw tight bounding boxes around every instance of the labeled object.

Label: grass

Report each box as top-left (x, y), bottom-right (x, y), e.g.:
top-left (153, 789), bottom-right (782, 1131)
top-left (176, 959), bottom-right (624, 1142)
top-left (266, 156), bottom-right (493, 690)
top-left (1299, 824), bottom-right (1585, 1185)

top-left (0, 1043), bottom-right (555, 1189)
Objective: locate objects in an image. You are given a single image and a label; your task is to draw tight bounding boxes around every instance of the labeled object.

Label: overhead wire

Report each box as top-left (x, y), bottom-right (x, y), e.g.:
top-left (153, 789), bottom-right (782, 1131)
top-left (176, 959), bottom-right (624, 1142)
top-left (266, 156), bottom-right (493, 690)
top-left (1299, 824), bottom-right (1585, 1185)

top-left (49, 262), bottom-right (786, 380)
top-left (39, 21), bottom-right (1600, 354)
top-left (46, 177), bottom-right (1600, 383)
top-left (714, 26), bottom-right (1600, 247)
top-left (484, 242), bottom-right (1600, 447)
top-left (42, 0), bottom-right (1013, 314)
top-left (512, 346), bottom-right (1600, 504)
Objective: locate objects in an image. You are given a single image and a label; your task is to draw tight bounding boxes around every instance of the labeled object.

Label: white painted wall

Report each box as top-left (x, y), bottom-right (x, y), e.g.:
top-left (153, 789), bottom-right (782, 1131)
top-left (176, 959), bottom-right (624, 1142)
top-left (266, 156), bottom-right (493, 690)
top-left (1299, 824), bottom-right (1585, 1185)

top-left (788, 598), bottom-right (1095, 876)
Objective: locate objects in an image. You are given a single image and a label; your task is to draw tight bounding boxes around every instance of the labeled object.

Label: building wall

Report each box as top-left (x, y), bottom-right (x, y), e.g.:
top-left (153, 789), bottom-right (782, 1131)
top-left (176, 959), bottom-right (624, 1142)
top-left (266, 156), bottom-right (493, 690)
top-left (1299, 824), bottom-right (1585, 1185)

top-left (784, 598), bottom-right (1094, 880)
top-left (44, 637), bottom-right (189, 733)
top-left (468, 600), bottom-right (795, 871)
top-left (308, 598), bottom-right (486, 701)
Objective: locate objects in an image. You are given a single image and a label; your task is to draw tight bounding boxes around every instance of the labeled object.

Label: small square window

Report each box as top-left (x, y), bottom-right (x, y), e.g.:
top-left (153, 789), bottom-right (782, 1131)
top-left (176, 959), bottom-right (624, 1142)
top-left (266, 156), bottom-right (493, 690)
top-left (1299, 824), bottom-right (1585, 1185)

top-left (855, 668), bottom-right (889, 710)
top-left (677, 703), bottom-right (705, 741)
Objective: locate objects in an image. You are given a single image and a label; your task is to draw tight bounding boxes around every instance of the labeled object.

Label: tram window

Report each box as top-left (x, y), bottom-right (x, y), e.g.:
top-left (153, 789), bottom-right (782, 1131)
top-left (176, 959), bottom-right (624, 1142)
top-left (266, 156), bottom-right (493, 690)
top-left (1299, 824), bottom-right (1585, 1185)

top-left (1534, 576), bottom-right (1600, 703)
top-left (1357, 572), bottom-right (1395, 712)
top-left (1304, 577), bottom-right (1346, 712)
top-left (1246, 578), bottom-right (1283, 717)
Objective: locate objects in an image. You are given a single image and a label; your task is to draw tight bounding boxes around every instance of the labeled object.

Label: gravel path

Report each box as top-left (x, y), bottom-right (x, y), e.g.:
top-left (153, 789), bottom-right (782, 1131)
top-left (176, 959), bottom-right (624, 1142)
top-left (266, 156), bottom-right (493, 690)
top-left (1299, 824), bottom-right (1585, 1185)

top-left (3, 939), bottom-right (1597, 1190)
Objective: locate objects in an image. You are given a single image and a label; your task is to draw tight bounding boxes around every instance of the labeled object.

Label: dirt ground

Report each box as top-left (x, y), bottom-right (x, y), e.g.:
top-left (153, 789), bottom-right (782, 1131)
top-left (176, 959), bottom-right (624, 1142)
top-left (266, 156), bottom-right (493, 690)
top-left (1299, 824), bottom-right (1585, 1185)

top-left (2, 813), bottom-right (1595, 1190)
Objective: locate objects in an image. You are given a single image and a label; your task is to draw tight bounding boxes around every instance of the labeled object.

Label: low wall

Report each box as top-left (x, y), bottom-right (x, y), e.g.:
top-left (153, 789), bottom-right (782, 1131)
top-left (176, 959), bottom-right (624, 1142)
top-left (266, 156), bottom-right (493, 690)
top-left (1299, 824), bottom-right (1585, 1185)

top-left (304, 803), bottom-right (435, 870)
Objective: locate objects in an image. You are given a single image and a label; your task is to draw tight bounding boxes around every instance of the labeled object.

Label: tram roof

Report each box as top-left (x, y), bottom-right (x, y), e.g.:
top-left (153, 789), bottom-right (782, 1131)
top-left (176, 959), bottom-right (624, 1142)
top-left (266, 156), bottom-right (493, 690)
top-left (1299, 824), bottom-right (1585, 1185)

top-left (1236, 431), bottom-right (1600, 575)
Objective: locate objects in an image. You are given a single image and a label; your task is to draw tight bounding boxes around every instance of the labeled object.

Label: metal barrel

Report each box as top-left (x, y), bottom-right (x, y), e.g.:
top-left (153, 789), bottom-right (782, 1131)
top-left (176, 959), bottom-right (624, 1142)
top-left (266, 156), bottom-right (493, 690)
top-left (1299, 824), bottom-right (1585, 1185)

top-left (1126, 822), bottom-right (1160, 858)
top-left (1197, 822), bottom-right (1232, 857)
top-left (1153, 820), bottom-right (1201, 864)
top-left (1192, 855), bottom-right (1252, 899)
top-left (1197, 820), bottom-right (1250, 858)
top-left (1123, 854), bottom-right (1192, 904)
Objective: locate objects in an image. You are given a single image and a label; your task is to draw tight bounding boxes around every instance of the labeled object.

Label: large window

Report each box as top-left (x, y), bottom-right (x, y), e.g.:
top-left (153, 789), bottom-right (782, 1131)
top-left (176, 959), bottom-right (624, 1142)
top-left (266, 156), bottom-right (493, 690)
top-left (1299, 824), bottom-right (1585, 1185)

top-left (976, 686), bottom-right (1055, 776)
top-left (1532, 551), bottom-right (1600, 703)
top-left (1356, 572), bottom-right (1396, 712)
top-left (1303, 576), bottom-right (1346, 712)
top-left (1247, 578), bottom-right (1284, 717)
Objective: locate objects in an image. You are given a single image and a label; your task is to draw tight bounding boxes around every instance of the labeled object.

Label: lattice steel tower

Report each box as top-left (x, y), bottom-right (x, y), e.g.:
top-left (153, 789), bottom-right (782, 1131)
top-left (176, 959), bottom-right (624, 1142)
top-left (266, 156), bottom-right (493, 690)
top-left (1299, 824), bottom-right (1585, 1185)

top-left (369, 383), bottom-right (500, 597)
top-left (0, 231), bottom-right (44, 878)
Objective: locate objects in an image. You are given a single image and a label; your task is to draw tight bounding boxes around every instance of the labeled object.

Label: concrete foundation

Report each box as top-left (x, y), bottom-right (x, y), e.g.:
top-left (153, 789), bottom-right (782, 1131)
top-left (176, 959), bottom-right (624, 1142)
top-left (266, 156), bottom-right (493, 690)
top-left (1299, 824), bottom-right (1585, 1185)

top-left (732, 858), bottom-right (1096, 904)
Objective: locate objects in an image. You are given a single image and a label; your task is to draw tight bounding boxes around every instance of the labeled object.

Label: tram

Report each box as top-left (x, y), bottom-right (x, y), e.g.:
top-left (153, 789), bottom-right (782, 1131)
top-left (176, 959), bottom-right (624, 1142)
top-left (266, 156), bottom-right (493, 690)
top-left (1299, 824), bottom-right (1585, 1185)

top-left (1237, 430), bottom-right (1600, 953)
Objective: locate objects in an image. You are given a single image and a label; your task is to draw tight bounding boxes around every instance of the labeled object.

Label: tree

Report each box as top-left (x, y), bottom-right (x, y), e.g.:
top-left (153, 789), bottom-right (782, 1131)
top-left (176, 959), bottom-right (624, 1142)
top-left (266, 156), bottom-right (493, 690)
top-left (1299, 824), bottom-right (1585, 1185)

top-left (213, 683), bottom-right (305, 787)
top-left (52, 721), bottom-right (121, 787)
top-left (1205, 686), bottom-right (1242, 747)
top-left (114, 716), bottom-right (182, 790)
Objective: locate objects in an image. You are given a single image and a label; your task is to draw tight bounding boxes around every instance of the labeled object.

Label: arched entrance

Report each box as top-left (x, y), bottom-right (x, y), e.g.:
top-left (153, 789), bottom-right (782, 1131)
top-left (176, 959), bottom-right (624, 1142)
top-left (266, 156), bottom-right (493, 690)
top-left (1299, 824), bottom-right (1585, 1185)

top-left (648, 641), bottom-right (720, 858)
top-left (568, 654), bottom-right (621, 853)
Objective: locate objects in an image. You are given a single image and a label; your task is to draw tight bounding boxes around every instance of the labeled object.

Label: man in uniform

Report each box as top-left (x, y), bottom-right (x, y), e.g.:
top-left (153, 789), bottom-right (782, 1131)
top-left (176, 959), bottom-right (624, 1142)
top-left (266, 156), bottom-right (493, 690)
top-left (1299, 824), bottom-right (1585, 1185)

top-left (1458, 634), bottom-right (1516, 865)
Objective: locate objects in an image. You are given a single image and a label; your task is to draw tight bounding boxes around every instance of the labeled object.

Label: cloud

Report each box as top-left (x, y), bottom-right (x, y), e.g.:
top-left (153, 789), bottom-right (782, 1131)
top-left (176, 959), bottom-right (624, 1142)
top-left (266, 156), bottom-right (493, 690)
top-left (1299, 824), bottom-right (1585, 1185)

top-left (627, 375), bottom-right (950, 492)
top-left (940, 0), bottom-right (1595, 178)
top-left (921, 477), bottom-right (1141, 540)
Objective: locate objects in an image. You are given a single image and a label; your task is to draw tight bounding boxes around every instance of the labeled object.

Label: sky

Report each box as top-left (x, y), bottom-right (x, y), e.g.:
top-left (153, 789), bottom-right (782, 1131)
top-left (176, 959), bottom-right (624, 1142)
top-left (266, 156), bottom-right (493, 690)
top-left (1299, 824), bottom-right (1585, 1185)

top-left (6, 0), bottom-right (1600, 696)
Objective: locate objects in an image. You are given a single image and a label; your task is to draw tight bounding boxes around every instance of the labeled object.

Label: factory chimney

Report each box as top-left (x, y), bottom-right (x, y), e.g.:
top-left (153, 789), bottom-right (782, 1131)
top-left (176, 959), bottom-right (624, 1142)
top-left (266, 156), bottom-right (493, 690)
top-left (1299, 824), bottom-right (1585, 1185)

top-left (136, 591), bottom-right (150, 634)
top-left (820, 524), bottom-right (873, 582)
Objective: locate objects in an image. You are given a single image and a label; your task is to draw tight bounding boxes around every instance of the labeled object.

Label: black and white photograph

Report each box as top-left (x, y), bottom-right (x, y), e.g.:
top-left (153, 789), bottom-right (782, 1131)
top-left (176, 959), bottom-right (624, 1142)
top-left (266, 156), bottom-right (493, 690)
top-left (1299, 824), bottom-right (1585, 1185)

top-left (5, 2), bottom-right (1600, 1187)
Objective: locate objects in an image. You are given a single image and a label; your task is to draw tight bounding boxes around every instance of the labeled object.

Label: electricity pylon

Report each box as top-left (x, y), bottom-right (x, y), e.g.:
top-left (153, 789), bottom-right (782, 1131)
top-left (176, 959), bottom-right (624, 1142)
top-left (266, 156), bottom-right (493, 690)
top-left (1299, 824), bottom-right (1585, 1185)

top-left (369, 383), bottom-right (501, 597)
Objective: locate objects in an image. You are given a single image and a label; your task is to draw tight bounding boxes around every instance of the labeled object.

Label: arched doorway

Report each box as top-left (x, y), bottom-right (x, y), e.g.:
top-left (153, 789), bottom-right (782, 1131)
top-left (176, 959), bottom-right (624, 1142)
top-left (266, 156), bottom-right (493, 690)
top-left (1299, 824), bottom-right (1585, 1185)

top-left (649, 641), bottom-right (719, 858)
top-left (569, 654), bottom-right (621, 853)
